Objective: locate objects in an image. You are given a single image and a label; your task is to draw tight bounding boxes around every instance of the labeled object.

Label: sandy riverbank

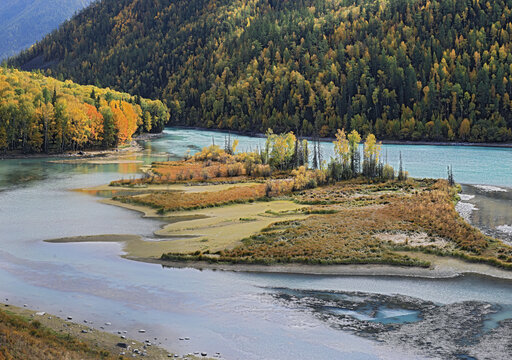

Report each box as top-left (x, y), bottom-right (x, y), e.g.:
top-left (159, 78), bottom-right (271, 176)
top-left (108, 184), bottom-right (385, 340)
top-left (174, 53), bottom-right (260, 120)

top-left (56, 180), bottom-right (512, 280)
top-left (47, 195), bottom-right (307, 258)
top-left (0, 131), bottom-right (169, 160)
top-left (45, 233), bottom-right (512, 281)
top-left (0, 141), bottom-right (146, 160)
top-left (139, 253), bottom-right (512, 280)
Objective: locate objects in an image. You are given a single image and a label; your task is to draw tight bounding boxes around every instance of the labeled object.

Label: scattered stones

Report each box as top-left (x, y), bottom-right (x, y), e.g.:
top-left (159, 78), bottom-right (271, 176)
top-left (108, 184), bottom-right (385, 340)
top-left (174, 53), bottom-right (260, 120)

top-left (105, 322), bottom-right (111, 326)
top-left (35, 311), bottom-right (45, 316)
top-left (138, 329), bottom-right (146, 333)
top-left (116, 343), bottom-right (128, 349)
top-left (67, 316), bottom-right (73, 320)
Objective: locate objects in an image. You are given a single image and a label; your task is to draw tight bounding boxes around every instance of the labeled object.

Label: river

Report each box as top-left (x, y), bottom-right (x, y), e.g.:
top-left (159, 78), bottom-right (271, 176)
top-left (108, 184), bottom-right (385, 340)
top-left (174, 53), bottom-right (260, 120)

top-left (1, 127), bottom-right (511, 359)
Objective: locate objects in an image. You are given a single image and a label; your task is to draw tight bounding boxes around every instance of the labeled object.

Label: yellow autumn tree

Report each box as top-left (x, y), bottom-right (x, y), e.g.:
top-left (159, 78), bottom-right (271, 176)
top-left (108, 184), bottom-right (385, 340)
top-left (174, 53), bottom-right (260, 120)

top-left (66, 101), bottom-right (90, 149)
top-left (362, 133), bottom-right (382, 178)
top-left (265, 129), bottom-right (296, 170)
top-left (333, 128), bottom-right (350, 166)
top-left (459, 119), bottom-right (471, 140)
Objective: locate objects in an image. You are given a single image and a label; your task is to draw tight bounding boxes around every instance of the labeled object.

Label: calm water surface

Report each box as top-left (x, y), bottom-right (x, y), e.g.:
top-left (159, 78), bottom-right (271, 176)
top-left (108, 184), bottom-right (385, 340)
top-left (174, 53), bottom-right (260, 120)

top-left (1, 128), bottom-right (512, 359)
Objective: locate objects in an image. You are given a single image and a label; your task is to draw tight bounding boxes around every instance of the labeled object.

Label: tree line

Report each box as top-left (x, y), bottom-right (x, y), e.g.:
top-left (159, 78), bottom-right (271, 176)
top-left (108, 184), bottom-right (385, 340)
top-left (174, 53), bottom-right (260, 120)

top-left (9, 0), bottom-right (512, 142)
top-left (0, 67), bottom-right (169, 153)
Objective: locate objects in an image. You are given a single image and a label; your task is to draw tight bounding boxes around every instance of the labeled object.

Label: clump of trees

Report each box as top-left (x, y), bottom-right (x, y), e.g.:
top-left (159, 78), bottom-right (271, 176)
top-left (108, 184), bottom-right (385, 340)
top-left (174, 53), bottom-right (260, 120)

top-left (328, 129), bottom-right (399, 182)
top-left (259, 128), bottom-right (401, 184)
top-left (171, 128), bottom-right (402, 189)
top-left (0, 68), bottom-right (169, 153)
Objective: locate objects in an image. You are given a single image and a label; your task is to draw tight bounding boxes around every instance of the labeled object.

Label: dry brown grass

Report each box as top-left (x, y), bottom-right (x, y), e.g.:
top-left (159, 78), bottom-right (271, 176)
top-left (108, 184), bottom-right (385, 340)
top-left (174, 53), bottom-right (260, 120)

top-left (0, 310), bottom-right (115, 360)
top-left (111, 160), bottom-right (257, 186)
top-left (162, 179), bottom-right (512, 269)
top-left (116, 184), bottom-right (268, 213)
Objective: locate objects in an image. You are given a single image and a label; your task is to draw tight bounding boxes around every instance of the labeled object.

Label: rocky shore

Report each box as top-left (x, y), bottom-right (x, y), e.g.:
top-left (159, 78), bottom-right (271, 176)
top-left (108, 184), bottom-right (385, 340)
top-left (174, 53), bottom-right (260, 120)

top-left (270, 288), bottom-right (512, 360)
top-left (1, 303), bottom-right (213, 360)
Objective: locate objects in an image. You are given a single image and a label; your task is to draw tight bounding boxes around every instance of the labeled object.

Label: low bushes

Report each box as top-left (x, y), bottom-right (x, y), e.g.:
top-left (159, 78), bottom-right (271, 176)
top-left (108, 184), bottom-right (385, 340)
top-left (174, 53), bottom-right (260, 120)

top-left (160, 179), bottom-right (512, 270)
top-left (116, 184), bottom-right (267, 213)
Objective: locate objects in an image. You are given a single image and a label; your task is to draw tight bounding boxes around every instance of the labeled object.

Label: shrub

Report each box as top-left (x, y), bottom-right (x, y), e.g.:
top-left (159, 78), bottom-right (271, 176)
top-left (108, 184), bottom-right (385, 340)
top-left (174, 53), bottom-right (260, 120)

top-left (201, 169), bottom-right (211, 180)
top-left (252, 164), bottom-right (272, 178)
top-left (382, 164), bottom-right (395, 180)
top-left (227, 163), bottom-right (243, 176)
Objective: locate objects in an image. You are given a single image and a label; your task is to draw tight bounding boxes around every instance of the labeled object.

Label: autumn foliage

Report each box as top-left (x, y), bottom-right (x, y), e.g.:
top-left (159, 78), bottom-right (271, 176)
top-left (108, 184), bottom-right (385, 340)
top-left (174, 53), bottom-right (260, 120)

top-left (116, 184), bottom-right (267, 213)
top-left (0, 68), bottom-right (169, 153)
top-left (162, 179), bottom-right (512, 269)
top-left (11, 0), bottom-right (512, 142)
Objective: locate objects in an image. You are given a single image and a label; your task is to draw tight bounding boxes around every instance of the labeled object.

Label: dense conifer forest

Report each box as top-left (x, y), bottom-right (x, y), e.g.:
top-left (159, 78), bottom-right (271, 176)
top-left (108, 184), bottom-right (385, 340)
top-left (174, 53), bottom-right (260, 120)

top-left (0, 67), bottom-right (169, 153)
top-left (9, 0), bottom-right (512, 142)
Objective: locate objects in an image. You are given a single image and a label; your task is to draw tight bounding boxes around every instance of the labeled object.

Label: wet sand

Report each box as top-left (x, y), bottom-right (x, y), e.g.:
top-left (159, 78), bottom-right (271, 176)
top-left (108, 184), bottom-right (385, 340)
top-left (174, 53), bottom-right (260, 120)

top-left (145, 254), bottom-right (512, 281)
top-left (46, 234), bottom-right (512, 280)
top-left (47, 196), bottom-right (307, 258)
top-left (49, 181), bottom-right (512, 280)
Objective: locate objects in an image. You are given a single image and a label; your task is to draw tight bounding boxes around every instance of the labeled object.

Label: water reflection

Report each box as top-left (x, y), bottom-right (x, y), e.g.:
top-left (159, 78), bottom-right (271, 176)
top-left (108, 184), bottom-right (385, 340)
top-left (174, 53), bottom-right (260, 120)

top-left (460, 185), bottom-right (512, 244)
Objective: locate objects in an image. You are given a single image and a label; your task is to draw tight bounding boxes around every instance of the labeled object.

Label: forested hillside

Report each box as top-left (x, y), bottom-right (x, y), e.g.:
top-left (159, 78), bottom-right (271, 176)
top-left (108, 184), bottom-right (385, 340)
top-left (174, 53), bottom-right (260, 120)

top-left (10, 0), bottom-right (512, 142)
top-left (0, 67), bottom-right (169, 153)
top-left (0, 0), bottom-right (94, 60)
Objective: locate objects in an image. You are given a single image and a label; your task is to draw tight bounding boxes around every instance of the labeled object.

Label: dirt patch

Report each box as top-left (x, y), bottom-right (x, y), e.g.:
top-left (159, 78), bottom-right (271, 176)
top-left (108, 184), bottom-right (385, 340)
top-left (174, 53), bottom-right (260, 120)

top-left (375, 232), bottom-right (450, 248)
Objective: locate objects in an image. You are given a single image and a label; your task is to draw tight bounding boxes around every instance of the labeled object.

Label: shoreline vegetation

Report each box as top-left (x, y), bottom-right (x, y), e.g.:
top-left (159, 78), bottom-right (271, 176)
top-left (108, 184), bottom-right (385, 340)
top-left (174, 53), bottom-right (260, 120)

top-left (0, 67), bottom-right (170, 155)
top-left (0, 304), bottom-right (183, 359)
top-left (0, 133), bottom-right (165, 160)
top-left (53, 128), bottom-right (512, 280)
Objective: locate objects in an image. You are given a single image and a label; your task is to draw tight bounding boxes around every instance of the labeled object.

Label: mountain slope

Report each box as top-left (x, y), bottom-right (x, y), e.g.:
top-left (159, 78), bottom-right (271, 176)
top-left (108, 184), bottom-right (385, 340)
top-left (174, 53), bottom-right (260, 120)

top-left (0, 0), bottom-right (94, 60)
top-left (10, 0), bottom-right (512, 142)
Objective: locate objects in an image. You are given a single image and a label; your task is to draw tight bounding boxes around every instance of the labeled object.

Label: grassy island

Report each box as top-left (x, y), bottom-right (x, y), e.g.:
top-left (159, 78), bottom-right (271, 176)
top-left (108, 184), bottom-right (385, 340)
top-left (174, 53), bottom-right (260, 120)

top-left (82, 129), bottom-right (512, 271)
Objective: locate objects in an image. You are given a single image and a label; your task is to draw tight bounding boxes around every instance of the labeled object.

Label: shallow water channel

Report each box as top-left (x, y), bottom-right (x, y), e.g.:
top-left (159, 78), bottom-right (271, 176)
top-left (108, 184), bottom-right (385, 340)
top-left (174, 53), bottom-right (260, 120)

top-left (1, 128), bottom-right (512, 359)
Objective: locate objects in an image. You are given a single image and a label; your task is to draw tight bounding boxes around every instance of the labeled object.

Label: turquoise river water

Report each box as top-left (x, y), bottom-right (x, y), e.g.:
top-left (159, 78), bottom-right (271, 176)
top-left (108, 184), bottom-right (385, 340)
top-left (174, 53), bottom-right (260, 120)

top-left (0, 128), bottom-right (511, 359)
